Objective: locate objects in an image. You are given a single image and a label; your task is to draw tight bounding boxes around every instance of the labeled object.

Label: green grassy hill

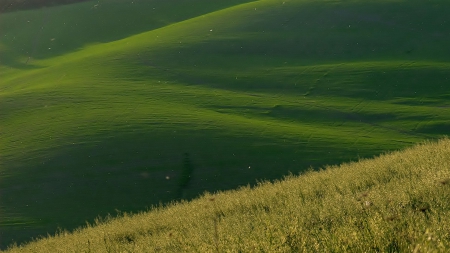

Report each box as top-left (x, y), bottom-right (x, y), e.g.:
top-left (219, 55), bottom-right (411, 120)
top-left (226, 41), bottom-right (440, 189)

top-left (0, 0), bottom-right (90, 13)
top-left (1, 0), bottom-right (449, 248)
top-left (3, 138), bottom-right (450, 252)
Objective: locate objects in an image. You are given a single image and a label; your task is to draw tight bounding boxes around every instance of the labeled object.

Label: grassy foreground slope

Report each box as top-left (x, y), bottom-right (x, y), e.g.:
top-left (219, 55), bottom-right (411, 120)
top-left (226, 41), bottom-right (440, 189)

top-left (4, 138), bottom-right (450, 252)
top-left (1, 0), bottom-right (450, 248)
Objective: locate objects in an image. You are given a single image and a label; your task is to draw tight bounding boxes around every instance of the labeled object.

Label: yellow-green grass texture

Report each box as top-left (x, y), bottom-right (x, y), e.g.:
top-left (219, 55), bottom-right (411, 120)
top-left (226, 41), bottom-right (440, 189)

top-left (3, 138), bottom-right (450, 252)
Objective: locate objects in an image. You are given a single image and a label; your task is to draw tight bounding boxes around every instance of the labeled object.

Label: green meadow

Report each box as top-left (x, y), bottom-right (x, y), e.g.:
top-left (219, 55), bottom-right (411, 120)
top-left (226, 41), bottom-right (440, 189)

top-left (0, 0), bottom-right (449, 249)
top-left (4, 138), bottom-right (450, 252)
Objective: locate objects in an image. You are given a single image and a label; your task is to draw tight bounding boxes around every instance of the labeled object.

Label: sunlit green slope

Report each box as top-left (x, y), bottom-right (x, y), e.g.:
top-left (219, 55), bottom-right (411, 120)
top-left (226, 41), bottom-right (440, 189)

top-left (1, 0), bottom-right (449, 248)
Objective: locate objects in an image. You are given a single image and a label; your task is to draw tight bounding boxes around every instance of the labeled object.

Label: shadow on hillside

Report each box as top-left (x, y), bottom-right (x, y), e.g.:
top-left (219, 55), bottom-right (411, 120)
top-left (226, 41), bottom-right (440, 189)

top-left (0, 128), bottom-right (375, 249)
top-left (0, 0), bottom-right (256, 68)
top-left (0, 0), bottom-right (90, 13)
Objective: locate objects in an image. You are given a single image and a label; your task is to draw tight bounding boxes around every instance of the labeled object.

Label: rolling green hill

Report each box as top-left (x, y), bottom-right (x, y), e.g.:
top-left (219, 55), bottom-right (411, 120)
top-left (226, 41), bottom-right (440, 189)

top-left (1, 0), bottom-right (449, 248)
top-left (4, 138), bottom-right (450, 252)
top-left (0, 0), bottom-right (90, 13)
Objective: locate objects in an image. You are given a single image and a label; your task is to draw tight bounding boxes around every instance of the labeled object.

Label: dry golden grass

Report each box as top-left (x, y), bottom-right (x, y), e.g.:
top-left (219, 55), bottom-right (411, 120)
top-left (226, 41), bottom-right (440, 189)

top-left (4, 138), bottom-right (450, 252)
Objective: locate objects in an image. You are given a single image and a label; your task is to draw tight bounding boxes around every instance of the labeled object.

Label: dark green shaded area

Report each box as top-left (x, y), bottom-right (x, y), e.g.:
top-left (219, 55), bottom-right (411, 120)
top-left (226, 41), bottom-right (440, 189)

top-left (0, 0), bottom-right (90, 13)
top-left (0, 0), bottom-right (255, 68)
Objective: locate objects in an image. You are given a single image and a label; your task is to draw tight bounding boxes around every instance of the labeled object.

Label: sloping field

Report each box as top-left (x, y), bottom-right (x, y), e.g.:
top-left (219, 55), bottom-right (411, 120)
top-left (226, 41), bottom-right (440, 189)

top-left (4, 138), bottom-right (450, 252)
top-left (1, 0), bottom-right (449, 248)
